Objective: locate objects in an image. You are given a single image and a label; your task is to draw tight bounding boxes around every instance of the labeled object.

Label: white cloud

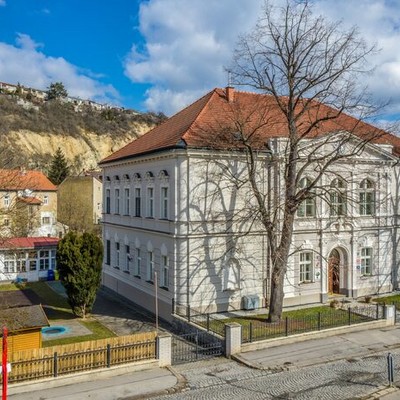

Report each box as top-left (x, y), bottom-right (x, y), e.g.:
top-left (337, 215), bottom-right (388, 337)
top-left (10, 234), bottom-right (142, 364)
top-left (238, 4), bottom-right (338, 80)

top-left (0, 0), bottom-right (6, 7)
top-left (126, 0), bottom-right (400, 117)
top-left (0, 33), bottom-right (119, 104)
top-left (124, 0), bottom-right (263, 114)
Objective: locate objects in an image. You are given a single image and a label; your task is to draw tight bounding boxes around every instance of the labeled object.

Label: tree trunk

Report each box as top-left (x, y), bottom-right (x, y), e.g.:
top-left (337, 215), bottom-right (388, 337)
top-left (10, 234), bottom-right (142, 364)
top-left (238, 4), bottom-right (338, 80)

top-left (268, 265), bottom-right (286, 322)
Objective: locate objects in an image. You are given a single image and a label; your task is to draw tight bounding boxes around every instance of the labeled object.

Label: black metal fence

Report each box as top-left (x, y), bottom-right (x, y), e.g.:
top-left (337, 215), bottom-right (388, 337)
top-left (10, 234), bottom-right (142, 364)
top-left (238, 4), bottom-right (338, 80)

top-left (241, 304), bottom-right (385, 344)
top-left (172, 330), bottom-right (224, 365)
top-left (174, 301), bottom-right (226, 338)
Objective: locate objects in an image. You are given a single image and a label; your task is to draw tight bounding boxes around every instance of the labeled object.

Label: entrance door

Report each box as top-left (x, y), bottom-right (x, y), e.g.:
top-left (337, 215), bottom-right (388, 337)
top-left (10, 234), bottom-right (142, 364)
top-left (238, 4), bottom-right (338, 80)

top-left (328, 249), bottom-right (340, 294)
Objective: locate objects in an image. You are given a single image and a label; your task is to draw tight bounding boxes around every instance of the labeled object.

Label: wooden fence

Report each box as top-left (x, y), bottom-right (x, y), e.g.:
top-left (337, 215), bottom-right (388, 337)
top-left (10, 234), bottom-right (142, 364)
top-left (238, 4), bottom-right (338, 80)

top-left (2, 332), bottom-right (157, 383)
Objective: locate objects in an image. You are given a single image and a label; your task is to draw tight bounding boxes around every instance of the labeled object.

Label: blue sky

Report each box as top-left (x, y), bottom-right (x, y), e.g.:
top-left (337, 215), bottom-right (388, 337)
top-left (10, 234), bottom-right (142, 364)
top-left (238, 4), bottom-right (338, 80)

top-left (1, 0), bottom-right (400, 120)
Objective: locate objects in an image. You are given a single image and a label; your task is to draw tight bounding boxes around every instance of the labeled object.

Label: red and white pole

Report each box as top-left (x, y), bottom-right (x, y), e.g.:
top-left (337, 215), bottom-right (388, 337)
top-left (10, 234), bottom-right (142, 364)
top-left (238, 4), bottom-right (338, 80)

top-left (2, 326), bottom-right (8, 400)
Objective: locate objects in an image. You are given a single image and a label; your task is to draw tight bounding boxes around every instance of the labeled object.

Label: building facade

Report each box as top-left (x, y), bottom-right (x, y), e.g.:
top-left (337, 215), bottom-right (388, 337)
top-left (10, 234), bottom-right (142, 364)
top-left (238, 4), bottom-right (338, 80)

top-left (0, 237), bottom-right (58, 282)
top-left (0, 169), bottom-right (58, 237)
top-left (57, 171), bottom-right (102, 233)
top-left (100, 87), bottom-right (400, 320)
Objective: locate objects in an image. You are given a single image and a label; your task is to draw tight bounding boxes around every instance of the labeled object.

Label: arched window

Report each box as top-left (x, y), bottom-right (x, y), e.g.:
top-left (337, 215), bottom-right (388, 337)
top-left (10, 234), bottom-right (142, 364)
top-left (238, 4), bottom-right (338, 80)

top-left (297, 178), bottom-right (315, 217)
top-left (330, 178), bottom-right (346, 216)
top-left (359, 179), bottom-right (375, 216)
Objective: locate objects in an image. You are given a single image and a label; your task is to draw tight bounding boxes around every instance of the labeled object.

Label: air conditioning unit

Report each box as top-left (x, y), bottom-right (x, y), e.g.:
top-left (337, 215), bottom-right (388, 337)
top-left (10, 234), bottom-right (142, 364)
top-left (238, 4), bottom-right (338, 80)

top-left (242, 295), bottom-right (260, 310)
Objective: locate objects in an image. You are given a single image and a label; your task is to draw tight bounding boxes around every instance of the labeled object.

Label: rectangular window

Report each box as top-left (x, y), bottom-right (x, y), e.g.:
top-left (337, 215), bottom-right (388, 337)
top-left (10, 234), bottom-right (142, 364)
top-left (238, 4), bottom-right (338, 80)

top-left (124, 188), bottom-right (130, 215)
top-left (115, 242), bottom-right (120, 268)
top-left (39, 250), bottom-right (50, 270)
top-left (161, 255), bottom-right (169, 288)
top-left (43, 195), bottom-right (49, 205)
top-left (115, 189), bottom-right (120, 214)
top-left (134, 188), bottom-right (141, 217)
top-left (359, 192), bottom-right (375, 216)
top-left (147, 187), bottom-right (154, 217)
top-left (4, 218), bottom-right (9, 227)
top-left (28, 250), bottom-right (37, 271)
top-left (105, 189), bottom-right (111, 214)
top-left (3, 194), bottom-right (10, 208)
top-left (16, 252), bottom-right (26, 272)
top-left (360, 248), bottom-right (372, 275)
top-left (125, 245), bottom-right (130, 272)
top-left (147, 251), bottom-right (154, 282)
top-left (42, 216), bottom-right (51, 225)
top-left (106, 240), bottom-right (111, 265)
top-left (134, 248), bottom-right (141, 276)
top-left (4, 253), bottom-right (15, 273)
top-left (50, 250), bottom-right (56, 270)
top-left (160, 187), bottom-right (169, 219)
top-left (299, 251), bottom-right (313, 283)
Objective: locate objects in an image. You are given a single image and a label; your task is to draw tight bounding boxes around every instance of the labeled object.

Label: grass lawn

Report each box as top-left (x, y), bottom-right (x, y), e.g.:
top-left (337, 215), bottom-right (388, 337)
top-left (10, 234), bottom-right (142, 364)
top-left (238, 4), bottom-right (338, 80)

top-left (43, 319), bottom-right (117, 347)
top-left (0, 281), bottom-right (117, 344)
top-left (374, 294), bottom-right (400, 304)
top-left (203, 305), bottom-right (375, 341)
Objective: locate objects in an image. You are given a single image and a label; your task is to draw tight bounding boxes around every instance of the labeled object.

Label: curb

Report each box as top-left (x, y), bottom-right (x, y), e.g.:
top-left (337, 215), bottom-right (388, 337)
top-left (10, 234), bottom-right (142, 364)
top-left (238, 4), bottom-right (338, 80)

top-left (120, 366), bottom-right (187, 400)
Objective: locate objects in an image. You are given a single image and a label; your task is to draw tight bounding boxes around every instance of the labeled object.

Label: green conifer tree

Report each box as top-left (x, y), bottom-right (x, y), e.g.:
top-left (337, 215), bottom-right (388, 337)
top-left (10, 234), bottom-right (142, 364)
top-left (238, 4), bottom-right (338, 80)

top-left (56, 231), bottom-right (103, 318)
top-left (48, 147), bottom-right (69, 185)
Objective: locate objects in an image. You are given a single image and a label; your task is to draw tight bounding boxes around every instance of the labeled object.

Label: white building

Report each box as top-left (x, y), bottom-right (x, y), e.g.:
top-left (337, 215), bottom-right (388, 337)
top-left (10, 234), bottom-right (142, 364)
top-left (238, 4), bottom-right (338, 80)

top-left (99, 87), bottom-right (400, 320)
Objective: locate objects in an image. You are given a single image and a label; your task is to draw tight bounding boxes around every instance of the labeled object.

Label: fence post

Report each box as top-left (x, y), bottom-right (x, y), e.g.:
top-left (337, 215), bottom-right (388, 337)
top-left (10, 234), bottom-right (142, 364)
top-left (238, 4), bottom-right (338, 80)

top-left (207, 314), bottom-right (210, 332)
top-left (387, 352), bottom-right (394, 386)
top-left (376, 303), bottom-right (380, 320)
top-left (156, 333), bottom-right (172, 367)
top-left (106, 344), bottom-right (111, 368)
top-left (348, 307), bottom-right (351, 325)
top-left (225, 323), bottom-right (242, 358)
top-left (187, 306), bottom-right (191, 322)
top-left (318, 312), bottom-right (321, 331)
top-left (249, 322), bottom-right (253, 343)
top-left (172, 298), bottom-right (175, 314)
top-left (285, 317), bottom-right (289, 336)
top-left (195, 331), bottom-right (199, 360)
top-left (53, 352), bottom-right (58, 377)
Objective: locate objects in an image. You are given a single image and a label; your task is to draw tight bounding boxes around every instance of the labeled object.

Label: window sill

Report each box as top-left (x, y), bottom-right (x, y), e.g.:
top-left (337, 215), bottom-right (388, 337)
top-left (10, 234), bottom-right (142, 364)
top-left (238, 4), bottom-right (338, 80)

top-left (159, 218), bottom-right (169, 221)
top-left (146, 280), bottom-right (154, 285)
top-left (299, 280), bottom-right (314, 284)
top-left (134, 275), bottom-right (141, 279)
top-left (114, 213), bottom-right (120, 216)
top-left (123, 270), bottom-right (130, 274)
top-left (113, 266), bottom-right (120, 270)
top-left (160, 286), bottom-right (169, 291)
top-left (145, 217), bottom-right (155, 219)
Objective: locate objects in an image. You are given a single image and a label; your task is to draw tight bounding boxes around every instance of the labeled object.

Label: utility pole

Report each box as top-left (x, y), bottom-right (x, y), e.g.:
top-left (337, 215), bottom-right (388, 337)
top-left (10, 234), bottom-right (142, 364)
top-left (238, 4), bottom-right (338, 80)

top-left (2, 326), bottom-right (8, 400)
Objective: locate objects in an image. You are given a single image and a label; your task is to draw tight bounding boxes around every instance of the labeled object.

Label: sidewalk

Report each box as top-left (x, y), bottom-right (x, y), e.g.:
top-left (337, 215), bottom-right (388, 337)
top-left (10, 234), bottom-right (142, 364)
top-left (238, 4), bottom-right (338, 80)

top-left (234, 324), bottom-right (400, 371)
top-left (9, 363), bottom-right (182, 400)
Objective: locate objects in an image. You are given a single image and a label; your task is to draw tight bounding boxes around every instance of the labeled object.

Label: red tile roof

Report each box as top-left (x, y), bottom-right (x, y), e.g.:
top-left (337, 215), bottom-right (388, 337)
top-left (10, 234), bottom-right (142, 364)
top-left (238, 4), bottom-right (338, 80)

top-left (0, 237), bottom-right (59, 249)
top-left (17, 196), bottom-right (42, 205)
top-left (100, 88), bottom-right (400, 164)
top-left (0, 169), bottom-right (57, 191)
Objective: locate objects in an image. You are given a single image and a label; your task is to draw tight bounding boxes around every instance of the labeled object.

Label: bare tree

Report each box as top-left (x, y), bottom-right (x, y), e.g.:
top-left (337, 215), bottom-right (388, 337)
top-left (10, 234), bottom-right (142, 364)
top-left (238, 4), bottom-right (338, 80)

top-left (225, 0), bottom-right (393, 321)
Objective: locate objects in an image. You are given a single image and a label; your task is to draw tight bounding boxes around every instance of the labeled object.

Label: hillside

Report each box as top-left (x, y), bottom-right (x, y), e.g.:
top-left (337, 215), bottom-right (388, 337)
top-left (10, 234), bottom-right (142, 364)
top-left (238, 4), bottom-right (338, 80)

top-left (0, 94), bottom-right (166, 174)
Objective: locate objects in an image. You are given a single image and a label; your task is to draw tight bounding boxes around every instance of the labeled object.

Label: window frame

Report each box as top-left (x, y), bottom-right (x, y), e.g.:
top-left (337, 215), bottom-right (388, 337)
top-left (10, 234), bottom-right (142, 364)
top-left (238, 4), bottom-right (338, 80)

top-left (360, 247), bottom-right (373, 275)
top-left (297, 177), bottom-right (315, 218)
top-left (134, 187), bottom-right (141, 217)
top-left (105, 189), bottom-right (111, 214)
top-left (299, 251), bottom-right (313, 283)
top-left (161, 255), bottom-right (169, 288)
top-left (147, 187), bottom-right (154, 218)
top-left (115, 188), bottom-right (120, 214)
top-left (124, 187), bottom-right (130, 215)
top-left (330, 178), bottom-right (347, 216)
top-left (160, 186), bottom-right (169, 219)
top-left (359, 179), bottom-right (375, 216)
top-left (147, 251), bottom-right (154, 282)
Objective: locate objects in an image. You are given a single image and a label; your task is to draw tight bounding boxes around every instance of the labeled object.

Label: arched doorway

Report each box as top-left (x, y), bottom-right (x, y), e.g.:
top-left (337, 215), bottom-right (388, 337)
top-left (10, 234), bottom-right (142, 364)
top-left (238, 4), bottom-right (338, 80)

top-left (328, 249), bottom-right (340, 294)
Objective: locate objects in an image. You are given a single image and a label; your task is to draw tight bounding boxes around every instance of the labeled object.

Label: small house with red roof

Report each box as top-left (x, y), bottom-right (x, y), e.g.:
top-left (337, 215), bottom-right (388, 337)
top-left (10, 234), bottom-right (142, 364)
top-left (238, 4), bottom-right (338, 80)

top-left (0, 237), bottom-right (59, 282)
top-left (0, 168), bottom-right (58, 237)
top-left (99, 87), bottom-right (400, 319)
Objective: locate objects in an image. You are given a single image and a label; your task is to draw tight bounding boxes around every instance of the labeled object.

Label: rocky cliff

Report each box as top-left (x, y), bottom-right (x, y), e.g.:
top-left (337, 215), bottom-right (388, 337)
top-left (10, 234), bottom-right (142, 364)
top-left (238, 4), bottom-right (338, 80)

top-left (0, 94), bottom-right (165, 174)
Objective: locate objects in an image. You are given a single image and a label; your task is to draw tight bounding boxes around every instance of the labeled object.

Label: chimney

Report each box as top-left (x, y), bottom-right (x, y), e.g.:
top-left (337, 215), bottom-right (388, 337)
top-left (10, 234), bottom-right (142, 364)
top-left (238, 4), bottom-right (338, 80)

top-left (226, 86), bottom-right (235, 103)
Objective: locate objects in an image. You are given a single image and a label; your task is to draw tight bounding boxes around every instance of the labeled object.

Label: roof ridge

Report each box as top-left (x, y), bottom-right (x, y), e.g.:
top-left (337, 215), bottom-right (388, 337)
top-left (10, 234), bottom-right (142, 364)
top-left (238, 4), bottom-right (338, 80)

top-left (182, 88), bottom-right (220, 142)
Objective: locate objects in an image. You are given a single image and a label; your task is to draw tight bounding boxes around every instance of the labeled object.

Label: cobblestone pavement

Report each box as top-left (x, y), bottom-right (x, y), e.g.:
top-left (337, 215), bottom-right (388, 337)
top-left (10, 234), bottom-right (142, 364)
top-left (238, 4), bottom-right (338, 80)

top-left (152, 352), bottom-right (400, 400)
